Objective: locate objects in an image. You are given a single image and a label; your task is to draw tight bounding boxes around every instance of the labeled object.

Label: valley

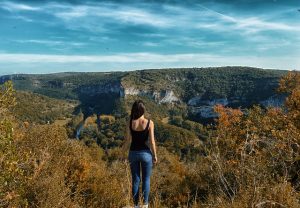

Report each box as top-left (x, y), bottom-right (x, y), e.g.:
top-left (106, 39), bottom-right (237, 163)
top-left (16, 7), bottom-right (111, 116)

top-left (3, 67), bottom-right (287, 155)
top-left (1, 67), bottom-right (287, 123)
top-left (1, 68), bottom-right (300, 208)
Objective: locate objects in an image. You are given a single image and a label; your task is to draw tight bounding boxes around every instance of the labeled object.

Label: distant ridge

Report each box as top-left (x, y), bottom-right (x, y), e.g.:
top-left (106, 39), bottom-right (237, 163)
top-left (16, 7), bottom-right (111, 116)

top-left (1, 66), bottom-right (287, 122)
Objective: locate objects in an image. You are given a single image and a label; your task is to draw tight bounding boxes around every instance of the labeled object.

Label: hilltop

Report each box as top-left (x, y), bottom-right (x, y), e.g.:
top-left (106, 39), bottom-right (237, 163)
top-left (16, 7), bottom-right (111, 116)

top-left (0, 67), bottom-right (287, 123)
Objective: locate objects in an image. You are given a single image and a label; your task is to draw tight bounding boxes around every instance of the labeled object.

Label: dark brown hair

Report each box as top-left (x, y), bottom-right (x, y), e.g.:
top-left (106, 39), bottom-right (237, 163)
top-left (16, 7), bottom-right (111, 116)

top-left (130, 100), bottom-right (145, 120)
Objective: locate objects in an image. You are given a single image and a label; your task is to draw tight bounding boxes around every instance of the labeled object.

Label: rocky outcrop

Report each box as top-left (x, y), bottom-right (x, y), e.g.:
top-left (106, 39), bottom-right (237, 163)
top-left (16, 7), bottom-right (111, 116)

top-left (188, 97), bottom-right (228, 106)
top-left (123, 87), bottom-right (180, 104)
top-left (159, 90), bottom-right (180, 104)
top-left (78, 83), bottom-right (181, 105)
top-left (32, 79), bottom-right (41, 87)
top-left (188, 95), bottom-right (286, 119)
top-left (79, 83), bottom-right (123, 96)
top-left (188, 97), bottom-right (229, 118)
top-left (47, 80), bottom-right (64, 88)
top-left (123, 87), bottom-right (148, 97)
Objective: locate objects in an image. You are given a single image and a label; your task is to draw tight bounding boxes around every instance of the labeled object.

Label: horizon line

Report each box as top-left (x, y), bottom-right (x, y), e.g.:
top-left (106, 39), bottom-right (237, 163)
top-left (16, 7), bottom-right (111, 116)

top-left (0, 65), bottom-right (293, 77)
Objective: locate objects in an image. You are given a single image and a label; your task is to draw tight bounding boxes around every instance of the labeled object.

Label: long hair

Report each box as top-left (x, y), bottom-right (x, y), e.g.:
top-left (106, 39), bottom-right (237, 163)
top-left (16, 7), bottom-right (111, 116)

top-left (130, 100), bottom-right (146, 120)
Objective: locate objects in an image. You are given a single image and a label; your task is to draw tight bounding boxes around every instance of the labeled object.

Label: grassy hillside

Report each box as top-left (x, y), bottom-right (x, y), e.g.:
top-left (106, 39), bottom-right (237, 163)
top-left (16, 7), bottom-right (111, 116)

top-left (1, 72), bottom-right (124, 100)
top-left (1, 72), bottom-right (300, 208)
top-left (13, 91), bottom-right (78, 124)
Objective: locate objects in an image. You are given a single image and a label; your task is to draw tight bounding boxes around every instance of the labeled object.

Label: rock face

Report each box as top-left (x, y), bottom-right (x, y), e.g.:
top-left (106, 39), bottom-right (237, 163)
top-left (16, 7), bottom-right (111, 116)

top-left (123, 87), bottom-right (148, 97)
top-left (188, 98), bottom-right (229, 118)
top-left (78, 82), bottom-right (181, 105)
top-left (159, 90), bottom-right (180, 104)
top-left (79, 83), bottom-right (123, 96)
top-left (123, 87), bottom-right (180, 104)
top-left (188, 95), bottom-right (286, 119)
top-left (32, 80), bottom-right (41, 87)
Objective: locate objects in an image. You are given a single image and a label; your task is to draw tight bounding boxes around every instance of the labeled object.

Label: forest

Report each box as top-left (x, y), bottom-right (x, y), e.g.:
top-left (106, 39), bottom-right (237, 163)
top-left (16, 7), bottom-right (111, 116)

top-left (1, 70), bottom-right (300, 207)
top-left (1, 67), bottom-right (286, 106)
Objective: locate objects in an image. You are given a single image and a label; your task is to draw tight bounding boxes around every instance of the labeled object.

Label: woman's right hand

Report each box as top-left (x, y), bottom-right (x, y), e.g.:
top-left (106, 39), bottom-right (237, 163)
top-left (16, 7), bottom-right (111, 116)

top-left (153, 156), bottom-right (158, 165)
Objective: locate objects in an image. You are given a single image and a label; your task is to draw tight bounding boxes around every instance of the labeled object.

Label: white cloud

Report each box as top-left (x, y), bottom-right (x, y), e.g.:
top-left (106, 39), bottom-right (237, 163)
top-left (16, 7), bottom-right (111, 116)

top-left (231, 17), bottom-right (299, 33)
top-left (139, 42), bottom-right (159, 47)
top-left (0, 53), bottom-right (299, 70)
top-left (196, 5), bottom-right (300, 34)
top-left (1, 0), bottom-right (299, 69)
top-left (14, 39), bottom-right (86, 47)
top-left (54, 6), bottom-right (88, 20)
top-left (15, 39), bottom-right (64, 45)
top-left (165, 37), bottom-right (225, 48)
top-left (51, 3), bottom-right (172, 29)
top-left (88, 36), bottom-right (116, 43)
top-left (0, 1), bottom-right (40, 11)
top-left (4, 1), bottom-right (298, 36)
top-left (114, 8), bottom-right (171, 27)
top-left (8, 15), bottom-right (34, 22)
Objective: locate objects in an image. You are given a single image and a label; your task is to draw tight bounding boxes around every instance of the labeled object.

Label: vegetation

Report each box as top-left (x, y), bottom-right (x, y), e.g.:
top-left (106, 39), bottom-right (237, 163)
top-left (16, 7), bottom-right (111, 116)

top-left (1, 67), bottom-right (287, 109)
top-left (1, 70), bottom-right (300, 207)
top-left (122, 67), bottom-right (286, 105)
top-left (0, 72), bottom-right (124, 100)
top-left (13, 91), bottom-right (77, 124)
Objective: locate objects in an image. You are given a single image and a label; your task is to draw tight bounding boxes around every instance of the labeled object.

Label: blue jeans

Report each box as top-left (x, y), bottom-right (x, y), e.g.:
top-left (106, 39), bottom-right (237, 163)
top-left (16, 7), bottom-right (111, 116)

top-left (128, 149), bottom-right (153, 205)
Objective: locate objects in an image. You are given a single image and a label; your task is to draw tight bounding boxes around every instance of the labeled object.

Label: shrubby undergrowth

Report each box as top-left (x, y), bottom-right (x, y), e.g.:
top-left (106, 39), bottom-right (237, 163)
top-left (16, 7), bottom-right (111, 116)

top-left (1, 72), bottom-right (300, 207)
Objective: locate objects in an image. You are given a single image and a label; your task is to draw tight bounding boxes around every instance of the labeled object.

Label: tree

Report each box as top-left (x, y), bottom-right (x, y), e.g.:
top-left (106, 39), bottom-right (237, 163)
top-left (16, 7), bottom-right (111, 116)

top-left (0, 81), bottom-right (28, 207)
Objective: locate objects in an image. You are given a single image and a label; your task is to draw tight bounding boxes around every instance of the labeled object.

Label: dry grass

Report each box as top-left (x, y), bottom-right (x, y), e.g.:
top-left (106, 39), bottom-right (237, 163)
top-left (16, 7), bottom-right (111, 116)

top-left (1, 72), bottom-right (300, 207)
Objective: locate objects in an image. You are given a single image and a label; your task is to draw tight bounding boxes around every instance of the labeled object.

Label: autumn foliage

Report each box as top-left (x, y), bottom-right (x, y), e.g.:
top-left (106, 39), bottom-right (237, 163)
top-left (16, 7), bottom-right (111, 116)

top-left (1, 72), bottom-right (300, 207)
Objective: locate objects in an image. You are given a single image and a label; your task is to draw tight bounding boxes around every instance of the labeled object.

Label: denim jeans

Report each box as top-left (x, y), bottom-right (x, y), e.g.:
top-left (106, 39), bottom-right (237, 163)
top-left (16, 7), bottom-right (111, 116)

top-left (128, 149), bottom-right (153, 205)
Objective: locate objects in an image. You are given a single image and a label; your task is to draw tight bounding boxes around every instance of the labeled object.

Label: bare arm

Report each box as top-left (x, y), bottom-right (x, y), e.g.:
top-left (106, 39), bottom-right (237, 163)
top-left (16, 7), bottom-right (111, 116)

top-left (149, 120), bottom-right (157, 164)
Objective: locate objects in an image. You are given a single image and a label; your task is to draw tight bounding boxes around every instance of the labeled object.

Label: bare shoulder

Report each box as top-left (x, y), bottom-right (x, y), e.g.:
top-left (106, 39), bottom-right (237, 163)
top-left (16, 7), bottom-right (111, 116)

top-left (149, 119), bottom-right (154, 127)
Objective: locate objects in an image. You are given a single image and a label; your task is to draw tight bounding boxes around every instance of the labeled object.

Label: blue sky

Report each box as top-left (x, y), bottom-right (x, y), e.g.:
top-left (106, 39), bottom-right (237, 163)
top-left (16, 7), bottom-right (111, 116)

top-left (0, 0), bottom-right (299, 75)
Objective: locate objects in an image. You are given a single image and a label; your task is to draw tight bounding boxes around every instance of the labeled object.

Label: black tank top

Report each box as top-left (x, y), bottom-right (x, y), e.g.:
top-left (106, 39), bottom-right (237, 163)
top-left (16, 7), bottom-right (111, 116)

top-left (130, 118), bottom-right (150, 151)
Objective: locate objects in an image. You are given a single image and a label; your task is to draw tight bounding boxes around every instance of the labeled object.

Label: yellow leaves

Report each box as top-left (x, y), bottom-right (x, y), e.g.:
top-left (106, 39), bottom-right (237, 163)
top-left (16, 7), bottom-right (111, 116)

top-left (267, 107), bottom-right (283, 118)
top-left (278, 71), bottom-right (300, 94)
top-left (278, 71), bottom-right (300, 128)
top-left (23, 121), bottom-right (30, 128)
top-left (0, 81), bottom-right (16, 110)
top-left (79, 159), bottom-right (91, 180)
top-left (67, 159), bottom-right (91, 183)
top-left (1, 75), bottom-right (300, 207)
top-left (226, 159), bottom-right (238, 166)
top-left (275, 143), bottom-right (287, 150)
top-left (99, 114), bottom-right (116, 124)
top-left (286, 89), bottom-right (300, 110)
top-left (209, 73), bottom-right (300, 206)
top-left (4, 191), bottom-right (19, 201)
top-left (214, 105), bottom-right (243, 129)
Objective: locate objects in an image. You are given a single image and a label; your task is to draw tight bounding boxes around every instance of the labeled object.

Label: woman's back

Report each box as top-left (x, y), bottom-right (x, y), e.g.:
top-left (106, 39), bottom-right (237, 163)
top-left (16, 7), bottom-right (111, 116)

top-left (130, 118), bottom-right (150, 151)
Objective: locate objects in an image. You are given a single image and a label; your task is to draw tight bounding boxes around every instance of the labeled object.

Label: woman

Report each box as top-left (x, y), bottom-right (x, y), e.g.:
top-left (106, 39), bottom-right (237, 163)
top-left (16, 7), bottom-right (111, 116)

top-left (123, 100), bottom-right (158, 208)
